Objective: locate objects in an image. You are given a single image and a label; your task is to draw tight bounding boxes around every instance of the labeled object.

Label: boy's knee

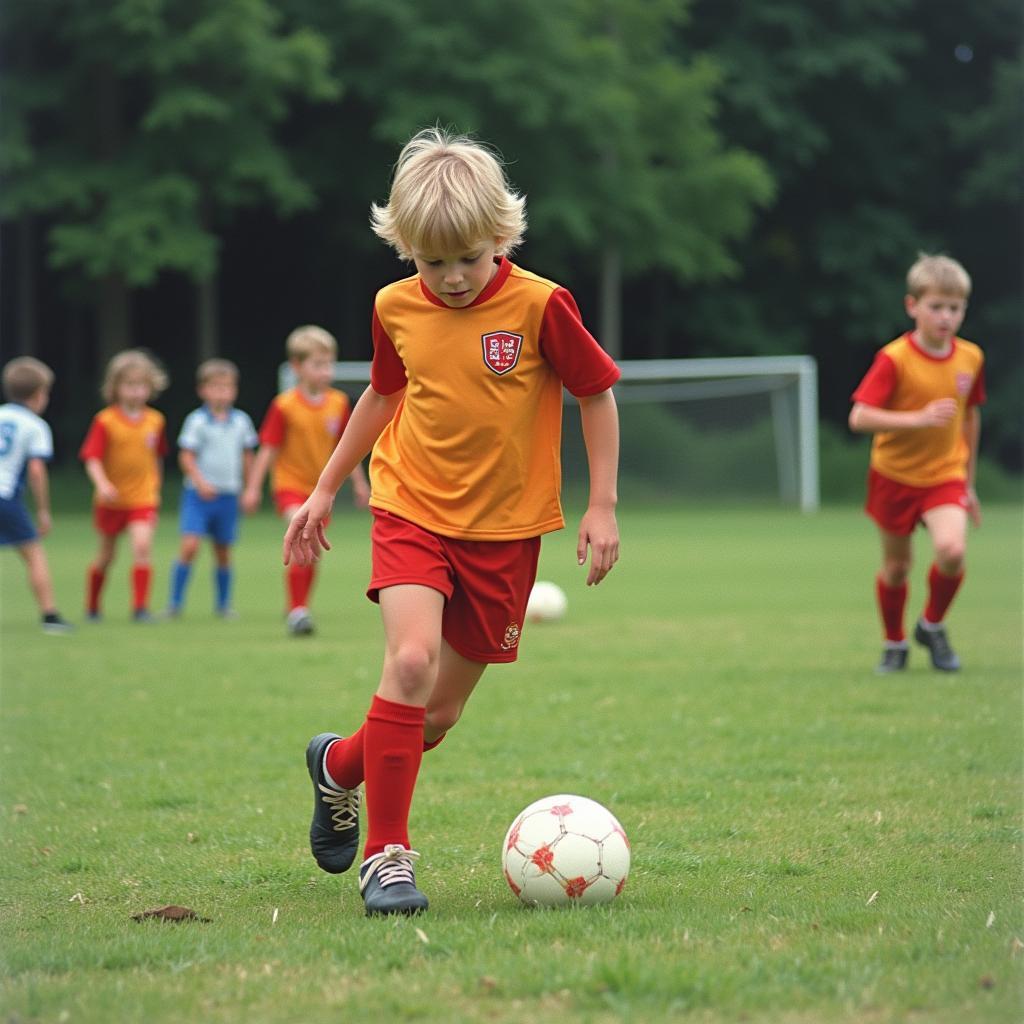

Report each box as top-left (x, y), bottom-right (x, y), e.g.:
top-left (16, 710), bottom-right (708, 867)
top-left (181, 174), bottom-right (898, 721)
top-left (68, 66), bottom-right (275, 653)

top-left (882, 558), bottom-right (911, 585)
top-left (425, 702), bottom-right (462, 736)
top-left (386, 643), bottom-right (437, 698)
top-left (934, 540), bottom-right (965, 573)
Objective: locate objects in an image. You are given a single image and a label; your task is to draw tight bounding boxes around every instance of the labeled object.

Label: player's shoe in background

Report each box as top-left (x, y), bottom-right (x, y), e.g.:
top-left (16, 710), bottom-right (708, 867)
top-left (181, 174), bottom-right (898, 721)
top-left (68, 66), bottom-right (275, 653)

top-left (216, 607), bottom-right (240, 620)
top-left (914, 619), bottom-right (960, 671)
top-left (41, 612), bottom-right (74, 635)
top-left (306, 732), bottom-right (360, 873)
top-left (875, 643), bottom-right (908, 674)
top-left (132, 609), bottom-right (157, 624)
top-left (287, 606), bottom-right (315, 636)
top-left (359, 845), bottom-right (429, 916)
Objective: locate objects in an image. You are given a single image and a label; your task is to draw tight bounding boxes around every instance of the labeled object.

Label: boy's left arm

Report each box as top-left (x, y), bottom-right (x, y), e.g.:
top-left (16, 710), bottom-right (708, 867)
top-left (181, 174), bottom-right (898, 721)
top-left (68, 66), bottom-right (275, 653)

top-left (348, 462), bottom-right (371, 509)
top-left (26, 457), bottom-right (52, 537)
top-left (577, 389), bottom-right (620, 586)
top-left (964, 405), bottom-right (982, 527)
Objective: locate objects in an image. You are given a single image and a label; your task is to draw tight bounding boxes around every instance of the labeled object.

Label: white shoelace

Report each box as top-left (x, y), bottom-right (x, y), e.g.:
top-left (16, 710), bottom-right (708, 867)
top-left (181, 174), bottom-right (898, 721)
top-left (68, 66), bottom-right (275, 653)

top-left (318, 783), bottom-right (359, 832)
top-left (360, 845), bottom-right (421, 892)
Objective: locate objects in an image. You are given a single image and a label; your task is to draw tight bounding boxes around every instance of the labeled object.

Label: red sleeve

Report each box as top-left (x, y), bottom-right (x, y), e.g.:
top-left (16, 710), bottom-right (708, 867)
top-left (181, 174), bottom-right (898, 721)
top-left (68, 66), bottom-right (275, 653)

top-left (258, 398), bottom-right (286, 446)
top-left (968, 365), bottom-right (986, 406)
top-left (539, 288), bottom-right (620, 397)
top-left (156, 424), bottom-right (169, 458)
top-left (851, 352), bottom-right (898, 407)
top-left (370, 306), bottom-right (408, 394)
top-left (78, 417), bottom-right (107, 461)
top-left (336, 397), bottom-right (351, 440)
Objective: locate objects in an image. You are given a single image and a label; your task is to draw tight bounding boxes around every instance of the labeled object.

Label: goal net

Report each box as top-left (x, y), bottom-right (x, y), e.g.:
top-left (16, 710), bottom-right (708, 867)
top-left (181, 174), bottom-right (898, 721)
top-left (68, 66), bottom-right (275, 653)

top-left (280, 355), bottom-right (819, 511)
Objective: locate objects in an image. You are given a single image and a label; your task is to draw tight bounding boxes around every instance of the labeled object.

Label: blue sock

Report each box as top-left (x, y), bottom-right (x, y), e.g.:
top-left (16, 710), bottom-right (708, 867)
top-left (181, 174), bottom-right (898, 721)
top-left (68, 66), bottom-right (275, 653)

top-left (215, 566), bottom-right (232, 611)
top-left (170, 561), bottom-right (192, 609)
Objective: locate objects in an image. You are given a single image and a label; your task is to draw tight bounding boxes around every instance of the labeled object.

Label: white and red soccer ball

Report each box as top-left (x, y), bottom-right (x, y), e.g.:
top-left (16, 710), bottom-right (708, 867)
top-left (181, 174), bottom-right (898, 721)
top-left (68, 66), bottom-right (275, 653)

top-left (502, 794), bottom-right (630, 907)
top-left (525, 581), bottom-right (568, 623)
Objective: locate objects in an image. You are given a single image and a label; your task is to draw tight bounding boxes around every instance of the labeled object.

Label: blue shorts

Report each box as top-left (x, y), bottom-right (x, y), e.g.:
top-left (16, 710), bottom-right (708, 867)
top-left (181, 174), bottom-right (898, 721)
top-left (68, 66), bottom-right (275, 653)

top-left (0, 495), bottom-right (37, 546)
top-left (179, 489), bottom-right (240, 545)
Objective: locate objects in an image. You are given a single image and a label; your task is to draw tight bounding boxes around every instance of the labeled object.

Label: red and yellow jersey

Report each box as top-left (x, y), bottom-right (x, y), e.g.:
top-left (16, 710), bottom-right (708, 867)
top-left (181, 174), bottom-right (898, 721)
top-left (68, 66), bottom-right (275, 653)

top-left (79, 405), bottom-right (168, 509)
top-left (258, 387), bottom-right (351, 495)
top-left (852, 332), bottom-right (985, 486)
top-left (369, 257), bottom-right (620, 541)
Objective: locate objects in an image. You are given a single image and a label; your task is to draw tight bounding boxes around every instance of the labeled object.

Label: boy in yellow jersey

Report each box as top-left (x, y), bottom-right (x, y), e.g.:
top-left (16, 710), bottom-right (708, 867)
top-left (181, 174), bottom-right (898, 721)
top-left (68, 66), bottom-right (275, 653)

top-left (242, 326), bottom-right (369, 635)
top-left (849, 253), bottom-right (985, 674)
top-left (80, 350), bottom-right (169, 622)
top-left (283, 128), bottom-right (621, 916)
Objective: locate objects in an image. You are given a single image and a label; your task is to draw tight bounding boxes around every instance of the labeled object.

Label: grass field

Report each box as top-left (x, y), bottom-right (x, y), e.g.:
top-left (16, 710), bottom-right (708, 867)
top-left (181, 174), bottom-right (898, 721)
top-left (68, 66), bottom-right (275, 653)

top-left (1, 500), bottom-right (1021, 1023)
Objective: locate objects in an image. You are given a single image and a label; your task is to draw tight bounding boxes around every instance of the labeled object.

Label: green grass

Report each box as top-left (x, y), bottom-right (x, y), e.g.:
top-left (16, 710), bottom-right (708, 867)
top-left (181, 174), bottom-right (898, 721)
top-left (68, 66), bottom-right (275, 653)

top-left (1, 501), bottom-right (1021, 1023)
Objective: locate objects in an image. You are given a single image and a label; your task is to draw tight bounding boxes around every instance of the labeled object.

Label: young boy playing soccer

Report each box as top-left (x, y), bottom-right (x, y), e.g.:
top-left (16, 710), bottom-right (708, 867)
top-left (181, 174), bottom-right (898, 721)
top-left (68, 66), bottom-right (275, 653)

top-left (166, 359), bottom-right (258, 618)
top-left (849, 253), bottom-right (985, 674)
top-left (242, 326), bottom-right (370, 635)
top-left (0, 357), bottom-right (74, 633)
top-left (283, 127), bottom-right (621, 916)
top-left (80, 349), bottom-right (169, 622)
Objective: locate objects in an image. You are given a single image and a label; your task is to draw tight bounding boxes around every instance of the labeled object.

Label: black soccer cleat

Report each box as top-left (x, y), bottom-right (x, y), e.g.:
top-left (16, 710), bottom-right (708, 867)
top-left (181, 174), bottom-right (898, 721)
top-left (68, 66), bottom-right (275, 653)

top-left (41, 612), bottom-right (74, 635)
top-left (914, 620), bottom-right (961, 672)
top-left (306, 733), bottom-right (360, 874)
top-left (876, 645), bottom-right (909, 675)
top-left (359, 845), bottom-right (429, 916)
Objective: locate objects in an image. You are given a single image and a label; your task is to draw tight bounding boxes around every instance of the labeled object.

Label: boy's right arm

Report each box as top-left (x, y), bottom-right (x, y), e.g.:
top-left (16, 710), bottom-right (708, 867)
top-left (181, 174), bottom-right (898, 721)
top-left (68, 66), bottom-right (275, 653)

top-left (84, 457), bottom-right (119, 504)
top-left (179, 450), bottom-right (217, 500)
top-left (848, 399), bottom-right (958, 434)
top-left (26, 458), bottom-right (52, 537)
top-left (283, 384), bottom-right (403, 566)
top-left (241, 445), bottom-right (276, 513)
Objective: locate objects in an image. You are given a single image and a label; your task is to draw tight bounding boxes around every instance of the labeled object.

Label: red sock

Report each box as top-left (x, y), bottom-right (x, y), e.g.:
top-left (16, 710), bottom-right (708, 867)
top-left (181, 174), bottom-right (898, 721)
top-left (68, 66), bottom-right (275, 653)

top-left (87, 565), bottom-right (106, 614)
top-left (132, 564), bottom-right (152, 612)
top-left (362, 695), bottom-right (426, 860)
top-left (287, 564), bottom-right (315, 611)
top-left (876, 576), bottom-right (908, 643)
top-left (923, 563), bottom-right (964, 624)
top-left (326, 726), bottom-right (446, 791)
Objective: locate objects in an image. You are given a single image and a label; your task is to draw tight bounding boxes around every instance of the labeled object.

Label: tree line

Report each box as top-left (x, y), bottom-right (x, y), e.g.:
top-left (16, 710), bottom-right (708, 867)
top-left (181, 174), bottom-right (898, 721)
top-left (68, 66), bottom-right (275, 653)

top-left (1, 0), bottom-right (1020, 470)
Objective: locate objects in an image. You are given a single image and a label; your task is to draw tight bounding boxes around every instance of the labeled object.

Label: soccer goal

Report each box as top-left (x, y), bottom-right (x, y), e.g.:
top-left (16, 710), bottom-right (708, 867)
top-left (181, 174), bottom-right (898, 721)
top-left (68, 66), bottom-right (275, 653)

top-left (280, 355), bottom-right (819, 511)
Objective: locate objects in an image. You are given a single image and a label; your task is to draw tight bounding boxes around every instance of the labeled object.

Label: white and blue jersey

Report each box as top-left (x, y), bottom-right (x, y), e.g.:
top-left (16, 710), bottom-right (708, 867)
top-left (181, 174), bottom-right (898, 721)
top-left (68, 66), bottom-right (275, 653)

top-left (0, 402), bottom-right (53, 545)
top-left (177, 406), bottom-right (258, 495)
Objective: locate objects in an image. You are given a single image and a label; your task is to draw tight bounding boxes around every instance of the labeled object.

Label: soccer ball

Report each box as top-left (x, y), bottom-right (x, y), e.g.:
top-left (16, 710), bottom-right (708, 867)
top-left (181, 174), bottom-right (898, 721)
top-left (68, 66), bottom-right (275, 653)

top-left (525, 580), bottom-right (568, 622)
top-left (502, 794), bottom-right (630, 907)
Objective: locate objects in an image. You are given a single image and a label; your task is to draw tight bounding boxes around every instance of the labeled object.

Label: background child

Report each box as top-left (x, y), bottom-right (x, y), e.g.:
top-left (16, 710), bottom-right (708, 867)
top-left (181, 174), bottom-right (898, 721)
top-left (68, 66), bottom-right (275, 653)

top-left (849, 253), bottom-right (985, 674)
top-left (283, 127), bottom-right (621, 916)
top-left (0, 357), bottom-right (73, 633)
top-left (79, 349), bottom-right (169, 622)
top-left (167, 359), bottom-right (258, 618)
top-left (242, 326), bottom-right (369, 636)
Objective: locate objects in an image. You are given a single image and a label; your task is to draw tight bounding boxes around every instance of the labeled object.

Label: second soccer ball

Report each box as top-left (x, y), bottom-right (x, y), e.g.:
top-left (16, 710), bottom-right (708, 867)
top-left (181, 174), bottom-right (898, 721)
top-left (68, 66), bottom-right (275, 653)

top-left (525, 580), bottom-right (568, 622)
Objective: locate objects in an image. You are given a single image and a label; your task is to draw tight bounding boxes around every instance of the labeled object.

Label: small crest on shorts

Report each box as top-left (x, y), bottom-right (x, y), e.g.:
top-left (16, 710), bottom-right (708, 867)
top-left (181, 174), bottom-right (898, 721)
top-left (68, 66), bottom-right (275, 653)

top-left (955, 372), bottom-right (972, 397)
top-left (482, 331), bottom-right (523, 376)
top-left (500, 621), bottom-right (521, 650)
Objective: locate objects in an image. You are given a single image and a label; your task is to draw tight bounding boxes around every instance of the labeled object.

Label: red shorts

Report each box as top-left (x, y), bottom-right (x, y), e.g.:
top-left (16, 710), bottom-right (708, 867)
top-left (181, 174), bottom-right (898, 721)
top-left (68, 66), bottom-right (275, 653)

top-left (94, 505), bottom-right (158, 536)
top-left (274, 489), bottom-right (332, 527)
top-left (865, 469), bottom-right (968, 536)
top-left (368, 510), bottom-right (541, 664)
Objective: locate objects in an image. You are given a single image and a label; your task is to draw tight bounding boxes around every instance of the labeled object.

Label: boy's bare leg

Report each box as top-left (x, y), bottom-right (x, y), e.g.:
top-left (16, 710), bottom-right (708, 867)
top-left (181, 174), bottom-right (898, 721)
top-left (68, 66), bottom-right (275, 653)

top-left (126, 520), bottom-right (156, 619)
top-left (875, 528), bottom-right (912, 673)
top-left (18, 540), bottom-right (57, 613)
top-left (915, 504), bottom-right (968, 670)
top-left (424, 640), bottom-right (487, 744)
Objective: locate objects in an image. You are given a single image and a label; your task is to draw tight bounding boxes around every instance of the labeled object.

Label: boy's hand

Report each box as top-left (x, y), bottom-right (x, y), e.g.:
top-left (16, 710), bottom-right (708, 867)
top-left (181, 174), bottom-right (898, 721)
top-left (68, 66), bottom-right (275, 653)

top-left (240, 487), bottom-right (260, 514)
top-left (577, 505), bottom-right (619, 586)
top-left (283, 489), bottom-right (335, 566)
top-left (96, 481), bottom-right (119, 504)
top-left (916, 398), bottom-right (958, 428)
top-left (966, 486), bottom-right (982, 528)
top-left (195, 478), bottom-right (218, 501)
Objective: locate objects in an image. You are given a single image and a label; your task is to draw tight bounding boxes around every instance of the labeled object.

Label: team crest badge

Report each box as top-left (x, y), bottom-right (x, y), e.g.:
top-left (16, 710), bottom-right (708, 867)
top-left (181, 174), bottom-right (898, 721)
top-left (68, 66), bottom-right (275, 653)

top-left (955, 372), bottom-right (972, 397)
top-left (500, 621), bottom-right (521, 651)
top-left (482, 331), bottom-right (523, 376)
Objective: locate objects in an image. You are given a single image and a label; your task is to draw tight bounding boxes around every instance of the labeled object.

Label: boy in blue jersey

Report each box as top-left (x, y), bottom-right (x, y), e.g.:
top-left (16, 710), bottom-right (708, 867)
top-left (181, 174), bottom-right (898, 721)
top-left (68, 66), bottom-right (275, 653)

top-left (0, 358), bottom-right (73, 633)
top-left (166, 359), bottom-right (258, 617)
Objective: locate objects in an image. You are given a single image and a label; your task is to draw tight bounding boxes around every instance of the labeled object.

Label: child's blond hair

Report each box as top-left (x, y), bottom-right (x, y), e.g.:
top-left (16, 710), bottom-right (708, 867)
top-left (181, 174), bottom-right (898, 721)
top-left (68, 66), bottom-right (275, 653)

top-left (3, 357), bottom-right (54, 404)
top-left (371, 127), bottom-right (527, 261)
top-left (907, 253), bottom-right (972, 300)
top-left (196, 358), bottom-right (240, 385)
top-left (286, 325), bottom-right (337, 363)
top-left (101, 349), bottom-right (169, 403)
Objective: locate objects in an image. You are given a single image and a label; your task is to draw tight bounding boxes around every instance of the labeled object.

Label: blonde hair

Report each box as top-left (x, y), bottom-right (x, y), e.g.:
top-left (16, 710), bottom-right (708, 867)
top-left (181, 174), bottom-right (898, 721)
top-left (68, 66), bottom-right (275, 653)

top-left (101, 349), bottom-right (168, 403)
top-left (286, 325), bottom-right (337, 363)
top-left (907, 253), bottom-right (972, 299)
top-left (3, 357), bottom-right (54, 403)
top-left (196, 358), bottom-right (239, 385)
top-left (370, 127), bottom-right (527, 260)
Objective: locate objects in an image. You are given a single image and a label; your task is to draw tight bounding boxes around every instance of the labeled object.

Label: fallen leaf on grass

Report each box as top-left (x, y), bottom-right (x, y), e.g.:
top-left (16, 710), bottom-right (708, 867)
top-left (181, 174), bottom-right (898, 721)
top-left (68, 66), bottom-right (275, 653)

top-left (979, 975), bottom-right (996, 990)
top-left (1010, 937), bottom-right (1023, 958)
top-left (414, 927), bottom-right (430, 945)
top-left (131, 905), bottom-right (212, 923)
top-left (866, 891), bottom-right (879, 905)
top-left (986, 910), bottom-right (995, 928)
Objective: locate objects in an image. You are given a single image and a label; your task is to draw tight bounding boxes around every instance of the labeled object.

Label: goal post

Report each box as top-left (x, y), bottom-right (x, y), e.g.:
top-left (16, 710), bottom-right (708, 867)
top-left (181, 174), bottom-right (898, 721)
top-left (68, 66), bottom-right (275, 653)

top-left (279, 354), bottom-right (820, 512)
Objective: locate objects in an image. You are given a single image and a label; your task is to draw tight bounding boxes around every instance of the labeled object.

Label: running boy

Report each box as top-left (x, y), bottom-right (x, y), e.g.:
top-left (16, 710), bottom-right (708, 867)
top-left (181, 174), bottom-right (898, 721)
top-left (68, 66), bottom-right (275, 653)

top-left (80, 349), bottom-right (169, 622)
top-left (166, 359), bottom-right (258, 618)
top-left (0, 358), bottom-right (73, 633)
top-left (283, 128), bottom-right (621, 916)
top-left (849, 253), bottom-right (985, 674)
top-left (242, 326), bottom-right (369, 636)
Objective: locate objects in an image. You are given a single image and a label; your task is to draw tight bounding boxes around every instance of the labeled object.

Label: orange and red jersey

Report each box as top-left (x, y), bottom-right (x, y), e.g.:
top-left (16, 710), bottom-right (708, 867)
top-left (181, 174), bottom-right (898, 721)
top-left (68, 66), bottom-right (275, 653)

top-left (258, 388), bottom-right (352, 495)
top-left (852, 331), bottom-right (985, 487)
top-left (79, 406), bottom-right (168, 509)
top-left (369, 257), bottom-right (620, 541)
